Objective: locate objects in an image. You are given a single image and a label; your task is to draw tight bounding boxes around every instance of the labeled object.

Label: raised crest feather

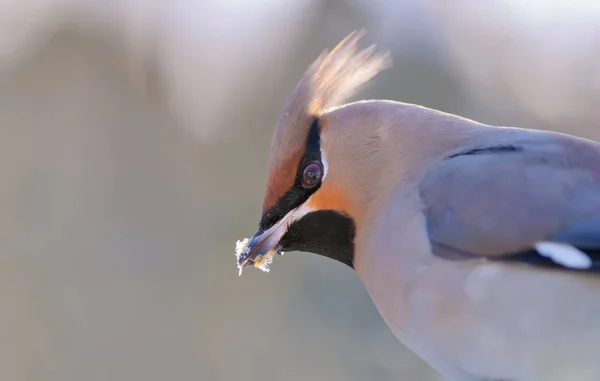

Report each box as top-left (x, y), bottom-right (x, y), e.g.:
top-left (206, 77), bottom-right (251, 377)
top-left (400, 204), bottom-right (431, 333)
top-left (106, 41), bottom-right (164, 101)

top-left (307, 29), bottom-right (392, 116)
top-left (270, 30), bottom-right (391, 153)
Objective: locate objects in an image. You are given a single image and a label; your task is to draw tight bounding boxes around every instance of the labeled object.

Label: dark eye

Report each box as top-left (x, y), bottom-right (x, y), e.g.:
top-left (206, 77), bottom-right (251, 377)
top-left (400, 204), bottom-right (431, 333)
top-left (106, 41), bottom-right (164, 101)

top-left (301, 162), bottom-right (323, 189)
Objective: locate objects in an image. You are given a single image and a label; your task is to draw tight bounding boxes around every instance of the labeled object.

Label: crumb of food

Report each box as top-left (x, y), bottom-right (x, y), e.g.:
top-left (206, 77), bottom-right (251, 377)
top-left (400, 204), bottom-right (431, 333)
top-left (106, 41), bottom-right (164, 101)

top-left (252, 249), bottom-right (276, 273)
top-left (235, 238), bottom-right (251, 276)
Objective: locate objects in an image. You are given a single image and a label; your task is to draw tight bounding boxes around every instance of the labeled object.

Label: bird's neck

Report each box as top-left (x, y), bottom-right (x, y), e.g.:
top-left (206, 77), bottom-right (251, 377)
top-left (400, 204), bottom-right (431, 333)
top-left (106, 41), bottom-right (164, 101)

top-left (353, 191), bottom-right (435, 336)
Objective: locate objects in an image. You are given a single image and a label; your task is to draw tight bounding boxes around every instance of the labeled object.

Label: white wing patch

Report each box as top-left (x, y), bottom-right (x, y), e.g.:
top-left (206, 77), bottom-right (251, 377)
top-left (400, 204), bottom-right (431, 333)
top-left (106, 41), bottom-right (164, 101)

top-left (534, 241), bottom-right (593, 269)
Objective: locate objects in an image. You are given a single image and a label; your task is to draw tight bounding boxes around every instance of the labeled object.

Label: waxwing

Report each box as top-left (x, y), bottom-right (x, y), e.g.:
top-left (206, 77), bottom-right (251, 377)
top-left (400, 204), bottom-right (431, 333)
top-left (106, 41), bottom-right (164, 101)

top-left (235, 30), bottom-right (600, 381)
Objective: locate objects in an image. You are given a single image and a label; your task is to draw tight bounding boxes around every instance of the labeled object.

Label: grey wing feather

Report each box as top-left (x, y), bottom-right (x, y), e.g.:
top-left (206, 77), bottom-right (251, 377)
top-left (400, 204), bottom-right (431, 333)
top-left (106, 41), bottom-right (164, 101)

top-left (551, 217), bottom-right (600, 249)
top-left (420, 134), bottom-right (600, 272)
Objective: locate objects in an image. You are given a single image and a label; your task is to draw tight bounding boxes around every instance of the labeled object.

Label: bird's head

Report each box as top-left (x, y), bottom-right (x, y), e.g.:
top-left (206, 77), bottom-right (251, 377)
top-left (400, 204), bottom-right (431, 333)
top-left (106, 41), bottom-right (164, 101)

top-left (236, 31), bottom-right (391, 274)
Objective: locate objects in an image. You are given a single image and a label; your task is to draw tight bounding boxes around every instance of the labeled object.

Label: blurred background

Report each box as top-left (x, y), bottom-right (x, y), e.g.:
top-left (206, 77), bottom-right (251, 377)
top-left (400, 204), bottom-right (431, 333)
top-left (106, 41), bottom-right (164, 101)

top-left (2, 0), bottom-right (600, 380)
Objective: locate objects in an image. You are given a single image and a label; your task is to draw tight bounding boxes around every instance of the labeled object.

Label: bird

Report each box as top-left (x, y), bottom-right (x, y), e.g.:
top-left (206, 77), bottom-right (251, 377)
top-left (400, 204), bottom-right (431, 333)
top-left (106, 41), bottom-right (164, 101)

top-left (234, 30), bottom-right (600, 381)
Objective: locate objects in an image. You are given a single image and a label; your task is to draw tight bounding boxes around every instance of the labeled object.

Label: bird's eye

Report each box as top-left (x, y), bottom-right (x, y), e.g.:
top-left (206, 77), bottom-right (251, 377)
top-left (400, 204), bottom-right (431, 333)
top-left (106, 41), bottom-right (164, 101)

top-left (301, 162), bottom-right (323, 189)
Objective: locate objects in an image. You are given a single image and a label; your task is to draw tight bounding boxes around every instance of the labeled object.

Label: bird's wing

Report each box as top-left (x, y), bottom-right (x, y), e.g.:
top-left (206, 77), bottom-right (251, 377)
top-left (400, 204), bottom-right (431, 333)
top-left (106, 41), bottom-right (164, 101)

top-left (419, 133), bottom-right (600, 273)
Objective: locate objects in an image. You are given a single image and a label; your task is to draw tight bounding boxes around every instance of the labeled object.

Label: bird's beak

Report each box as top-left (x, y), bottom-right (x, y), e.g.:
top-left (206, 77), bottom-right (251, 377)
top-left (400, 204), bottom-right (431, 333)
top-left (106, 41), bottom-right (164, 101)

top-left (235, 220), bottom-right (286, 275)
top-left (235, 204), bottom-right (312, 275)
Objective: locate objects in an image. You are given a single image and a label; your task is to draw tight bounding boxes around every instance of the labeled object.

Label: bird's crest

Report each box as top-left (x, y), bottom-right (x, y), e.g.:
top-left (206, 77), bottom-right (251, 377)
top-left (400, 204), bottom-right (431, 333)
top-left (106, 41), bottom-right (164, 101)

top-left (306, 29), bottom-right (392, 116)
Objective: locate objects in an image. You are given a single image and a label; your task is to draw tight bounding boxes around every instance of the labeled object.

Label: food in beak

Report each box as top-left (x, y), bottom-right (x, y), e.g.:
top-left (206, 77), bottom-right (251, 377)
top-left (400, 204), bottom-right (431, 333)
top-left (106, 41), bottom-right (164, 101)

top-left (235, 237), bottom-right (279, 276)
top-left (235, 208), bottom-right (298, 275)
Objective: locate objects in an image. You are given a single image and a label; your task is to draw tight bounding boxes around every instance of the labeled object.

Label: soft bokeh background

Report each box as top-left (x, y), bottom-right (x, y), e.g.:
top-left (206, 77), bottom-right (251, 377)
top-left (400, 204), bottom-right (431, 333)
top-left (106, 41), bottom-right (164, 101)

top-left (2, 1), bottom-right (600, 380)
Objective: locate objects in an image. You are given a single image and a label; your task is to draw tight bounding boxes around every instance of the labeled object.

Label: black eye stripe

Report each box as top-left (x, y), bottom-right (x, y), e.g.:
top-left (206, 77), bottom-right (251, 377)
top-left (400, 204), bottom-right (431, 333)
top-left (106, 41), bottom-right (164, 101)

top-left (293, 120), bottom-right (321, 180)
top-left (258, 118), bottom-right (323, 232)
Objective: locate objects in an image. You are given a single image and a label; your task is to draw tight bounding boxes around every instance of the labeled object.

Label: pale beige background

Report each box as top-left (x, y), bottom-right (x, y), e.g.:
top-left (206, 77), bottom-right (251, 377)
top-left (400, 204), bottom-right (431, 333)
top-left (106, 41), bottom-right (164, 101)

top-left (1, 1), bottom-right (600, 380)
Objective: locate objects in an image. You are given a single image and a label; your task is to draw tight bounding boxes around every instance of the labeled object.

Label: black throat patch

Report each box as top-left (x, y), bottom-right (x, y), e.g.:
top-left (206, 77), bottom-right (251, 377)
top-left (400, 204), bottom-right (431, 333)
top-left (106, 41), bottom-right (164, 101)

top-left (280, 210), bottom-right (356, 268)
top-left (257, 117), bottom-right (356, 268)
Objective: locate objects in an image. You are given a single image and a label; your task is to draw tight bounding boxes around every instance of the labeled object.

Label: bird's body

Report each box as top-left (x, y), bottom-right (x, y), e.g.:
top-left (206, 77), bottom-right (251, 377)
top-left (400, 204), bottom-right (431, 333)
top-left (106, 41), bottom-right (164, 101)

top-left (362, 247), bottom-right (600, 381)
top-left (235, 31), bottom-right (600, 381)
top-left (325, 100), bottom-right (600, 380)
